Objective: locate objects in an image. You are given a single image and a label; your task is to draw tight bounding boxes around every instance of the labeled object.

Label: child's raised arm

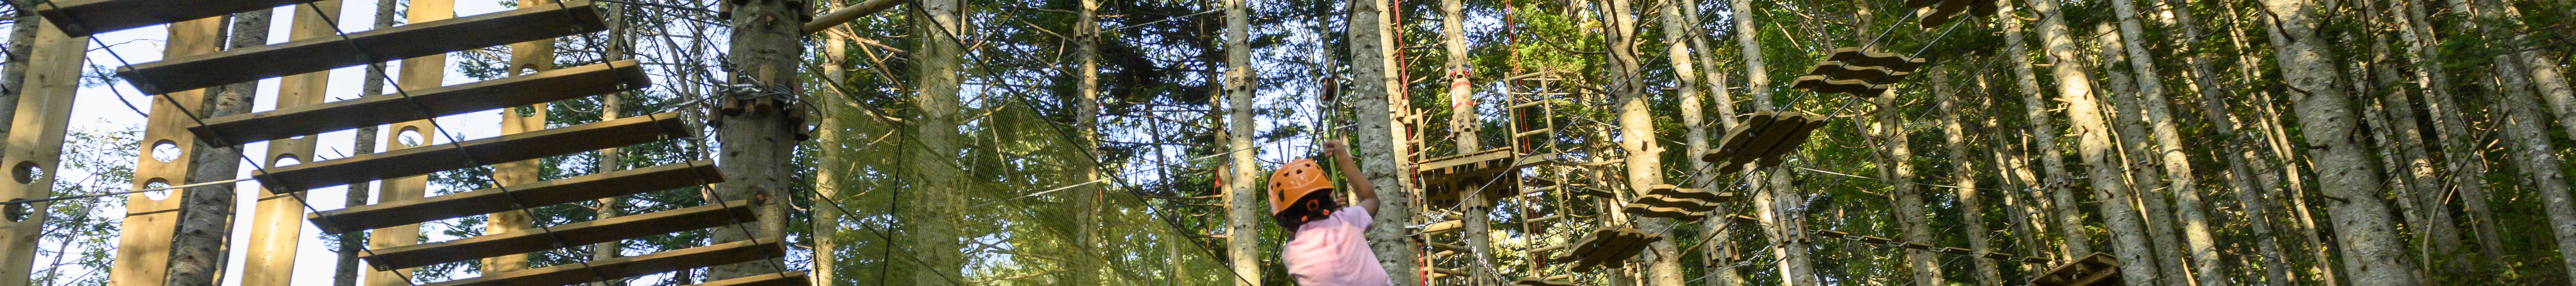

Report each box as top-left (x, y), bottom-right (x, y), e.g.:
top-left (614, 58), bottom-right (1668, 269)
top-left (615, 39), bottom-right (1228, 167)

top-left (1323, 140), bottom-right (1378, 214)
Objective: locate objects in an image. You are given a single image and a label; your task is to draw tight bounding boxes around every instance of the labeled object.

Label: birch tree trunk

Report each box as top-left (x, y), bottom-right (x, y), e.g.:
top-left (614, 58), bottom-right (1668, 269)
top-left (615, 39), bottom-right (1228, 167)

top-left (2094, 28), bottom-right (2192, 286)
top-left (1936, 68), bottom-right (2001, 286)
top-left (1071, 0), bottom-right (1105, 282)
top-left (2389, 0), bottom-right (2499, 274)
top-left (2469, 0), bottom-right (2576, 275)
top-left (906, 0), bottom-right (967, 282)
top-left (2260, 0), bottom-right (2425, 283)
top-left (0, 0), bottom-right (37, 136)
top-left (2031, 0), bottom-right (2162, 283)
top-left (1350, 0), bottom-right (1423, 282)
top-left (1880, 68), bottom-right (1940, 286)
top-left (1222, 0), bottom-right (1264, 283)
top-left (165, 11), bottom-right (267, 285)
top-left (2009, 0), bottom-right (2088, 259)
top-left (1677, 2), bottom-right (1748, 284)
top-left (2105, 0), bottom-right (2227, 281)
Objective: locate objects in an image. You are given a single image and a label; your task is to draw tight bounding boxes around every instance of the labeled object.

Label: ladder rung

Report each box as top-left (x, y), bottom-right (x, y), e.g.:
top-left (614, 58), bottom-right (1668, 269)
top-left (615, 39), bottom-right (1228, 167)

top-left (693, 272), bottom-right (813, 286)
top-left (308, 162), bottom-right (722, 233)
top-left (1514, 128), bottom-right (1552, 137)
top-left (115, 0), bottom-right (608, 95)
top-left (417, 237), bottom-right (786, 286)
top-left (359, 200), bottom-right (757, 269)
top-left (35, 0), bottom-right (331, 37)
top-left (1429, 242), bottom-right (1469, 253)
top-left (254, 113), bottom-right (690, 192)
top-left (190, 60), bottom-right (649, 146)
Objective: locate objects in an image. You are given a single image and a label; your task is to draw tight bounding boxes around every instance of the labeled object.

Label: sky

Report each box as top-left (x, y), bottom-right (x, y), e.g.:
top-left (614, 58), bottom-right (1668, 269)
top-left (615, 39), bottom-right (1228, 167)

top-left (46, 1), bottom-right (526, 285)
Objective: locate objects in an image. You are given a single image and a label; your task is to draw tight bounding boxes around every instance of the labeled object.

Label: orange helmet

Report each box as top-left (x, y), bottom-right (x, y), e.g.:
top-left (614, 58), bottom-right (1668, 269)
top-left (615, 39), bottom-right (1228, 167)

top-left (1269, 159), bottom-right (1335, 215)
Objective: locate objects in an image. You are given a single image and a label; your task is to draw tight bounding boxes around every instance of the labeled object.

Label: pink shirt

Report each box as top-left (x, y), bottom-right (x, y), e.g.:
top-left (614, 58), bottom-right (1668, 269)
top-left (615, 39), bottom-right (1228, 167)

top-left (1282, 206), bottom-right (1396, 286)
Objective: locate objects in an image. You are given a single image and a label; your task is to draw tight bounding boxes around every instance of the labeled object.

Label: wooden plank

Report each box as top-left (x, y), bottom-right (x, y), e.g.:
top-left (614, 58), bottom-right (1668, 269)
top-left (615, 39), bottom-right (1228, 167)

top-left (189, 60), bottom-right (648, 146)
top-left (1805, 61), bottom-right (1911, 84)
top-left (361, 200), bottom-right (757, 269)
top-left (371, 2), bottom-right (456, 284)
top-left (1790, 75), bottom-right (1888, 98)
top-left (0, 17), bottom-right (92, 285)
top-left (113, 0), bottom-right (607, 95)
top-left (32, 0), bottom-right (331, 36)
top-left (254, 113), bottom-right (690, 192)
top-left (1758, 119), bottom-right (1832, 168)
top-left (1823, 47), bottom-right (1928, 72)
top-left (693, 272), bottom-right (812, 286)
top-left (240, 2), bottom-right (345, 284)
top-left (418, 238), bottom-right (786, 286)
top-left (110, 17), bottom-right (222, 286)
top-left (310, 162), bottom-right (721, 233)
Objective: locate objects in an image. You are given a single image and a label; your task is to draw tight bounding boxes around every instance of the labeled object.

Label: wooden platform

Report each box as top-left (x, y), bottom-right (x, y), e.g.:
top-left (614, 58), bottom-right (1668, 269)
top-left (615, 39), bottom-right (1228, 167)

top-left (1710, 111), bottom-right (1828, 174)
top-left (253, 113), bottom-right (691, 192)
top-left (114, 0), bottom-right (608, 95)
top-left (416, 238), bottom-right (786, 286)
top-left (694, 272), bottom-right (813, 286)
top-left (308, 162), bottom-right (721, 233)
top-left (1823, 47), bottom-right (1928, 72)
top-left (33, 0), bottom-right (331, 37)
top-left (2031, 253), bottom-right (2120, 286)
top-left (189, 60), bottom-right (650, 146)
top-left (1556, 228), bottom-right (1661, 272)
top-left (1417, 148), bottom-right (1523, 205)
top-left (359, 200), bottom-right (757, 269)
top-left (1805, 61), bottom-right (1911, 84)
top-left (1790, 75), bottom-right (1889, 98)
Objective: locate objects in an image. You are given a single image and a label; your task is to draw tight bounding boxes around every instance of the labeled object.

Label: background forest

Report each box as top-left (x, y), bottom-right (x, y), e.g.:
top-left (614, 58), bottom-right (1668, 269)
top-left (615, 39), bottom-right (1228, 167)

top-left (1, 0), bottom-right (2572, 284)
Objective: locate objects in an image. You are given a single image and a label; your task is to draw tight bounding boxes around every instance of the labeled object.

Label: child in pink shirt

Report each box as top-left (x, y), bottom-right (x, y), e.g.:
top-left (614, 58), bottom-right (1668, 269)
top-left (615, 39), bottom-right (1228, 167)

top-left (1269, 140), bottom-right (1395, 286)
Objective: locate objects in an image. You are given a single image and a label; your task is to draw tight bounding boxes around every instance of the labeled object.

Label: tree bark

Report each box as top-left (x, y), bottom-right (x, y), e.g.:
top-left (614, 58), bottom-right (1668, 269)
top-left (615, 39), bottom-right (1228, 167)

top-left (1936, 68), bottom-right (2001, 286)
top-left (1222, 0), bottom-right (1263, 283)
top-left (900, 0), bottom-right (965, 283)
top-left (1349, 0), bottom-right (1422, 282)
top-left (2031, 0), bottom-right (2161, 283)
top-left (709, 0), bottom-right (806, 279)
top-left (2008, 0), bottom-right (2087, 260)
top-left (1676, 1), bottom-right (1747, 284)
top-left (2260, 0), bottom-right (2425, 283)
top-left (1071, 0), bottom-right (1105, 282)
top-left (165, 10), bottom-right (268, 286)
top-left (2106, 0), bottom-right (2227, 281)
top-left (1879, 67), bottom-right (1939, 286)
top-left (0, 0), bottom-right (38, 139)
top-left (2095, 26), bottom-right (2192, 286)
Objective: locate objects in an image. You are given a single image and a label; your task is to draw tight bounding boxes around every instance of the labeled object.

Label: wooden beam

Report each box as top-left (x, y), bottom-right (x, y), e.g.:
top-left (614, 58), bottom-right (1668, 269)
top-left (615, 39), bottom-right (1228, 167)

top-left (253, 113), bottom-right (690, 192)
top-left (371, 1), bottom-right (455, 284)
top-left (113, 0), bottom-right (607, 95)
top-left (0, 16), bottom-right (92, 285)
top-left (309, 162), bottom-right (722, 233)
top-left (693, 272), bottom-right (812, 286)
top-left (32, 0), bottom-right (331, 36)
top-left (360, 200), bottom-right (756, 269)
top-left (240, 2), bottom-right (344, 284)
top-left (188, 60), bottom-right (648, 146)
top-left (417, 238), bottom-right (786, 286)
top-left (110, 17), bottom-right (222, 286)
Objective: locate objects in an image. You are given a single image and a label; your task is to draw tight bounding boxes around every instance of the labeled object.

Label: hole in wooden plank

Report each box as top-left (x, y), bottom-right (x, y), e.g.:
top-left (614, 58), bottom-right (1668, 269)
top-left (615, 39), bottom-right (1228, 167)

top-left (3, 198), bottom-right (24, 222)
top-left (272, 155), bottom-right (302, 167)
top-left (142, 179), bottom-right (173, 201)
top-left (149, 140), bottom-right (181, 162)
top-left (13, 161), bottom-right (41, 184)
top-left (397, 127), bottom-right (425, 147)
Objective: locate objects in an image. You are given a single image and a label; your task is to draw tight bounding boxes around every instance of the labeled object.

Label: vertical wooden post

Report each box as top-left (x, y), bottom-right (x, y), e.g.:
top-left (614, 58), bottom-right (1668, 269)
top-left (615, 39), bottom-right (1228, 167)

top-left (240, 2), bottom-right (343, 284)
top-left (366, 0), bottom-right (452, 285)
top-left (485, 0), bottom-right (560, 273)
top-left (107, 16), bottom-right (222, 286)
top-left (0, 16), bottom-right (90, 286)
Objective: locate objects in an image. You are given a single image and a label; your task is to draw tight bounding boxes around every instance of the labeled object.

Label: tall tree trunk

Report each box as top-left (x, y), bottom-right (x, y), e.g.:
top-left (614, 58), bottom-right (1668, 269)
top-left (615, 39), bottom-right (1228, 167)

top-left (2009, 0), bottom-right (2088, 259)
top-left (1882, 66), bottom-right (1939, 286)
top-left (1438, 0), bottom-right (1498, 282)
top-left (1598, 0), bottom-right (1682, 283)
top-left (2390, 0), bottom-right (2499, 275)
top-left (2106, 0), bottom-right (2227, 281)
top-left (2032, 0), bottom-right (2161, 284)
top-left (1071, 0), bottom-right (1105, 282)
top-left (164, 11), bottom-right (267, 285)
top-left (2201, 69), bottom-right (2295, 286)
top-left (2228, 5), bottom-right (2341, 283)
top-left (1351, 0), bottom-right (1423, 282)
top-left (487, 0), bottom-right (561, 273)
top-left (588, 2), bottom-right (631, 285)
top-left (904, 0), bottom-right (966, 283)
top-left (2260, 0), bottom-right (2425, 283)
top-left (1222, 0), bottom-right (1263, 283)
top-left (712, 0), bottom-right (805, 279)
top-left (2495, 57), bottom-right (2576, 284)
top-left (2467, 0), bottom-right (2576, 276)
top-left (1937, 68), bottom-right (2001, 286)
top-left (0, 0), bottom-right (38, 138)
top-left (1677, 1), bottom-right (1748, 283)
top-left (2096, 26), bottom-right (2192, 286)
top-left (1730, 1), bottom-right (1813, 284)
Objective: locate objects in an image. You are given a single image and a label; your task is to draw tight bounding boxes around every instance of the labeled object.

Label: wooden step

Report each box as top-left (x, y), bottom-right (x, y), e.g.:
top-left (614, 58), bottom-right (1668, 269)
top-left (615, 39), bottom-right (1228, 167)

top-left (189, 60), bottom-right (650, 146)
top-left (1703, 113), bottom-right (1778, 163)
top-left (694, 272), bottom-right (812, 286)
top-left (1790, 75), bottom-right (1889, 98)
top-left (417, 237), bottom-right (786, 286)
top-left (35, 0), bottom-right (331, 37)
top-left (1620, 203), bottom-right (1708, 220)
top-left (359, 200), bottom-right (757, 269)
top-left (1823, 47), bottom-right (1928, 72)
top-left (1757, 118), bottom-right (1832, 168)
top-left (1805, 61), bottom-right (1911, 85)
top-left (309, 162), bottom-right (720, 233)
top-left (115, 0), bottom-right (608, 95)
top-left (254, 113), bottom-right (690, 192)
